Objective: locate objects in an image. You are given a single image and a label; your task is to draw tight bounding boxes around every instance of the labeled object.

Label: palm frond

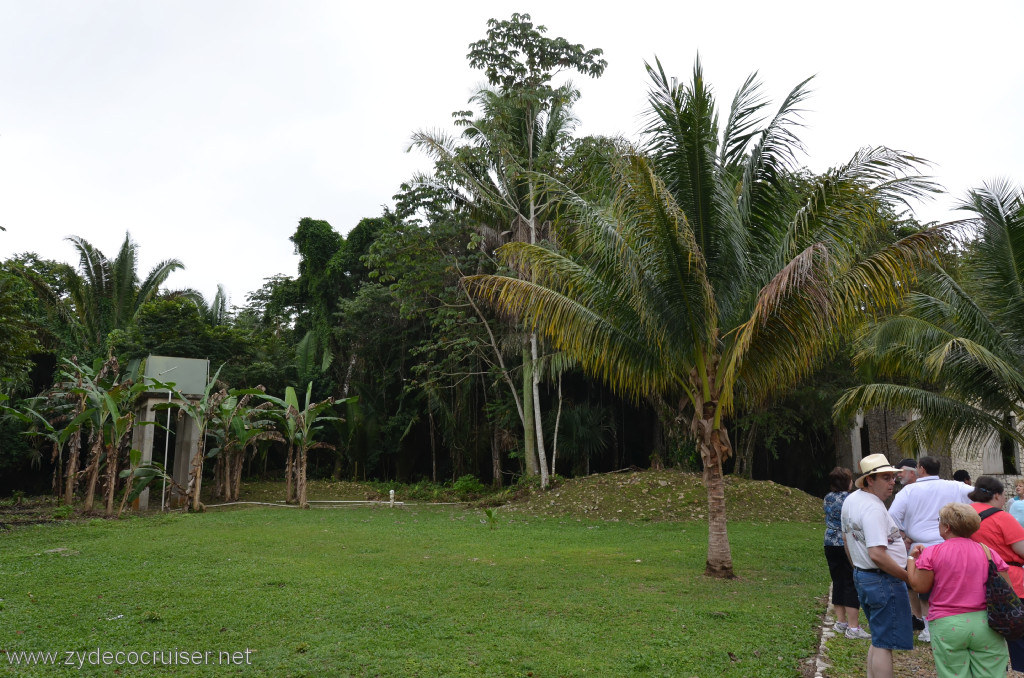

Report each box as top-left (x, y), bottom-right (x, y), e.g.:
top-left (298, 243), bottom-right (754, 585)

top-left (720, 72), bottom-right (768, 172)
top-left (834, 382), bottom-right (1024, 453)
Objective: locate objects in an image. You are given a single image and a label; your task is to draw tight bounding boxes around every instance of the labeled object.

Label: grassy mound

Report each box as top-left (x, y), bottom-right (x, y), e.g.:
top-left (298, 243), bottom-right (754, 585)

top-left (229, 470), bottom-right (824, 524)
top-left (3, 471), bottom-right (822, 528)
top-left (506, 469), bottom-right (823, 523)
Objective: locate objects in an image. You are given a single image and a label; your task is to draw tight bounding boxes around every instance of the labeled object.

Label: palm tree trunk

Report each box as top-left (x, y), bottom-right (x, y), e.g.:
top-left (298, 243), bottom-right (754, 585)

top-left (532, 335), bottom-right (549, 489)
top-left (522, 347), bottom-right (539, 477)
top-left (691, 407), bottom-right (735, 578)
top-left (689, 359), bottom-right (734, 578)
top-left (701, 431), bottom-right (734, 578)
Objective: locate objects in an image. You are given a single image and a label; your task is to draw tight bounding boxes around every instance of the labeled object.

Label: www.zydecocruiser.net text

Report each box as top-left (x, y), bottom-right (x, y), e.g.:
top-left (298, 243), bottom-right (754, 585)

top-left (5, 648), bottom-right (255, 669)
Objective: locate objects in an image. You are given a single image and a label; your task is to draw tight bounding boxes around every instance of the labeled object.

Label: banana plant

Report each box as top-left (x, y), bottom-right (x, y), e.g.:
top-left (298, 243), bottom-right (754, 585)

top-left (207, 387), bottom-right (282, 502)
top-left (62, 356), bottom-right (148, 515)
top-left (261, 383), bottom-right (352, 508)
top-left (116, 449), bottom-right (176, 517)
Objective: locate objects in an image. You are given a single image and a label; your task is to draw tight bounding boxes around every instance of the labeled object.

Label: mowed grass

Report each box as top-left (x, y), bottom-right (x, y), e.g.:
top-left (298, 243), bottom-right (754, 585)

top-left (1, 506), bottom-right (827, 677)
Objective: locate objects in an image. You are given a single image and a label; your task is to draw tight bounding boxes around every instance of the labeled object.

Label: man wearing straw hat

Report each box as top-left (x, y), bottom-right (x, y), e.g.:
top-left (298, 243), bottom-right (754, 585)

top-left (841, 454), bottom-right (914, 678)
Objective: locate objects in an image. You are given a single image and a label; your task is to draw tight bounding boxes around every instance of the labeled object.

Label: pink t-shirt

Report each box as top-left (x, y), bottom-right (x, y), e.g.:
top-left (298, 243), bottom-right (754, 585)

top-left (916, 537), bottom-right (1009, 621)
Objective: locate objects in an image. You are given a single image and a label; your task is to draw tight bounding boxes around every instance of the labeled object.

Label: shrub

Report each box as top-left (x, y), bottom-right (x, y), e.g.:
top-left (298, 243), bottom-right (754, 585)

top-left (452, 474), bottom-right (485, 500)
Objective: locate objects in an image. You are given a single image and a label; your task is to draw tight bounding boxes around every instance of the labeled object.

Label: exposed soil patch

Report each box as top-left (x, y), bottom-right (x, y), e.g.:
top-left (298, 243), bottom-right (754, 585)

top-left (0, 497), bottom-right (64, 529)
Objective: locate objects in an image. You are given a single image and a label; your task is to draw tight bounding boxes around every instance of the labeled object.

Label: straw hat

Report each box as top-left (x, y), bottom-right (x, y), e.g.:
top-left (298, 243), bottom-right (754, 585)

top-left (854, 453), bottom-right (900, 489)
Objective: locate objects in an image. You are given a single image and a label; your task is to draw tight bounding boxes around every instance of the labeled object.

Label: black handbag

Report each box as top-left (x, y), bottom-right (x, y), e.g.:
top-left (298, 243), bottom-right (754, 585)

top-left (980, 543), bottom-right (1024, 640)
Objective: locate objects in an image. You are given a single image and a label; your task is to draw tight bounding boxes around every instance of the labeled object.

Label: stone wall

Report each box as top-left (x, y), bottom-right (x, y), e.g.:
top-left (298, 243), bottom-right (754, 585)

top-left (838, 409), bottom-right (1024, 486)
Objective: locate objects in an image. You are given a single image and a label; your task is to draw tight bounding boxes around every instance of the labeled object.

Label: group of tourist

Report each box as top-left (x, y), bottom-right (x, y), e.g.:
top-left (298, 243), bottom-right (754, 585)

top-left (823, 453), bottom-right (1024, 678)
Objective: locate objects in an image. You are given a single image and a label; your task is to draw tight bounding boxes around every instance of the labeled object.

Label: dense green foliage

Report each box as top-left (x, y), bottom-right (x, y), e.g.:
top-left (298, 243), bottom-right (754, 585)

top-left (836, 180), bottom-right (1024, 452)
top-left (0, 12), bottom-right (1018, 513)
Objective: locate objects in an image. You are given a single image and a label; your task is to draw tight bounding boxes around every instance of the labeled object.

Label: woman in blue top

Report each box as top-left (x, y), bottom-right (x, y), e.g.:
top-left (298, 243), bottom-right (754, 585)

top-left (824, 466), bottom-right (869, 639)
top-left (1007, 479), bottom-right (1024, 527)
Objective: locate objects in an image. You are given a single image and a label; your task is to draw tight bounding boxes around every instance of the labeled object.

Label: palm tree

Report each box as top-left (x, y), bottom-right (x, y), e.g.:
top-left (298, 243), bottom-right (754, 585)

top-left (54, 232), bottom-right (183, 353)
top-left (467, 59), bottom-right (944, 577)
top-left (835, 180), bottom-right (1024, 452)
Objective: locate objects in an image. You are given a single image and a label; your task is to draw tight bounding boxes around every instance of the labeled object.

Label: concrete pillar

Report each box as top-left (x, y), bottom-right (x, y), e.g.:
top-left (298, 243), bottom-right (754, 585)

top-left (131, 397), bottom-right (158, 511)
top-left (850, 412), bottom-right (864, 467)
top-left (170, 414), bottom-right (199, 508)
top-left (982, 431), bottom-right (1004, 474)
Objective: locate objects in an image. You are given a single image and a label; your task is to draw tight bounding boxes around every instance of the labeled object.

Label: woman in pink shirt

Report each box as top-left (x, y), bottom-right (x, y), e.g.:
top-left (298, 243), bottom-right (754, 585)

top-left (907, 503), bottom-right (1010, 678)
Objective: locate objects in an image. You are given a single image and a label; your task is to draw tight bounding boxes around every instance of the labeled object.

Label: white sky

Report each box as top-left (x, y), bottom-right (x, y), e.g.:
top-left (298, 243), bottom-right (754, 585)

top-left (1, 1), bottom-right (1022, 307)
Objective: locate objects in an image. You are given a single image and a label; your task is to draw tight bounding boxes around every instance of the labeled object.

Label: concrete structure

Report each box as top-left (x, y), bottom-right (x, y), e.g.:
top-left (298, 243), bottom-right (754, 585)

top-left (129, 356), bottom-right (210, 510)
top-left (837, 408), bottom-right (1024, 485)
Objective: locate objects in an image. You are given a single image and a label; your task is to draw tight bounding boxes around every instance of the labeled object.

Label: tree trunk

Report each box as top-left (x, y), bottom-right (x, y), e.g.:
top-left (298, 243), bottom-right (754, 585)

top-left (522, 347), bottom-right (539, 477)
top-left (700, 428), bottom-right (734, 578)
top-left (51, 442), bottom-right (62, 498)
top-left (551, 372), bottom-right (563, 477)
top-left (103, 444), bottom-right (119, 517)
top-left (82, 437), bottom-right (103, 513)
top-left (735, 419), bottom-right (758, 480)
top-left (429, 412), bottom-right (437, 483)
top-left (297, 447), bottom-right (309, 509)
top-left (689, 358), bottom-right (734, 579)
top-left (285, 442), bottom-right (295, 503)
top-left (64, 430), bottom-right (83, 506)
top-left (491, 427), bottom-right (502, 488)
top-left (231, 449), bottom-right (245, 502)
top-left (532, 335), bottom-right (549, 489)
top-left (186, 437), bottom-right (208, 512)
top-left (213, 455), bottom-right (226, 501)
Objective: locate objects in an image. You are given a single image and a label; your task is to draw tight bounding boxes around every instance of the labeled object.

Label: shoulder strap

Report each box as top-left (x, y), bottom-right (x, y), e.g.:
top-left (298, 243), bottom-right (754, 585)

top-left (979, 507), bottom-right (1001, 521)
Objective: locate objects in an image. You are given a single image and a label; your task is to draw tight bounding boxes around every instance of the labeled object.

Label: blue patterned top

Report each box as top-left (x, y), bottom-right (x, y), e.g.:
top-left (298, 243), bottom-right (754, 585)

top-left (824, 491), bottom-right (848, 546)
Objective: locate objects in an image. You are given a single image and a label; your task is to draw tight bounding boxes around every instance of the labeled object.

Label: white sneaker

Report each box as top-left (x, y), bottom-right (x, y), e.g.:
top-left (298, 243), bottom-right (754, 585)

top-left (845, 627), bottom-right (871, 640)
top-left (834, 622), bottom-right (849, 632)
top-left (918, 628), bottom-right (930, 643)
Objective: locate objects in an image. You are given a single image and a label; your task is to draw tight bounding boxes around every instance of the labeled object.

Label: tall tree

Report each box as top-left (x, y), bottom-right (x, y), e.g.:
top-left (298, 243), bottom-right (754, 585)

top-left (410, 13), bottom-right (606, 489)
top-left (835, 180), bottom-right (1024, 452)
top-left (0, 267), bottom-right (43, 395)
top-left (467, 59), bottom-right (943, 577)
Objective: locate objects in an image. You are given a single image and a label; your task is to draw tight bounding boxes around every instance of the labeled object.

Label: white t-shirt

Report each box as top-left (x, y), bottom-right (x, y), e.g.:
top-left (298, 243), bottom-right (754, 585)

top-left (841, 489), bottom-right (908, 570)
top-left (888, 475), bottom-right (972, 546)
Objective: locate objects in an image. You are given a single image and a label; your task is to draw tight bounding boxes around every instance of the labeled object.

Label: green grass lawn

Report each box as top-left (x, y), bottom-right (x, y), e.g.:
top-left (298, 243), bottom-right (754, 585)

top-left (1, 506), bottom-right (827, 677)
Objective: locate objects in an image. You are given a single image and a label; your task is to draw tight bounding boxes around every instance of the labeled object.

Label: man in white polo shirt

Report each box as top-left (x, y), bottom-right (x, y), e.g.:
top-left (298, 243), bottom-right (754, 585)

top-left (887, 455), bottom-right (971, 641)
top-left (842, 454), bottom-right (913, 678)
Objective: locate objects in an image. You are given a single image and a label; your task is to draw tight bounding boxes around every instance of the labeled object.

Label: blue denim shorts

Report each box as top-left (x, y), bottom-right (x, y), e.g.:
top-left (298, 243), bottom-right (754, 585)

top-left (852, 569), bottom-right (914, 650)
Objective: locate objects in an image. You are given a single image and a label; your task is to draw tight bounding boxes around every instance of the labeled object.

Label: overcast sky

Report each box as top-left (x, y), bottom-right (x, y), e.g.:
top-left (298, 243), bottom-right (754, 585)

top-left (1, 1), bottom-right (1022, 307)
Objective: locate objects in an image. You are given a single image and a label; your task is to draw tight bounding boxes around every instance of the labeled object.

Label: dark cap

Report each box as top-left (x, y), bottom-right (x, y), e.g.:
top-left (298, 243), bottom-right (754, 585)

top-left (896, 458), bottom-right (918, 470)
